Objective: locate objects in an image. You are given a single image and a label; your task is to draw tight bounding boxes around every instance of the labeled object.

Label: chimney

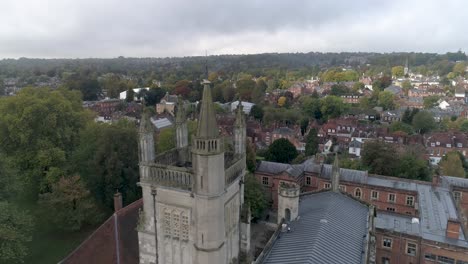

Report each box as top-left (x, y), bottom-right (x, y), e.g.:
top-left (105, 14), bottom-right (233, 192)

top-left (446, 218), bottom-right (461, 239)
top-left (114, 192), bottom-right (123, 212)
top-left (432, 174), bottom-right (440, 187)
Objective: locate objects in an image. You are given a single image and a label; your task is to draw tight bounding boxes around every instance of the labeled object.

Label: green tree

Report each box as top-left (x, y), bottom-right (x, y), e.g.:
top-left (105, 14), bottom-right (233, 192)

top-left (251, 79), bottom-right (267, 104)
top-left (453, 62), bottom-right (466, 76)
top-left (244, 174), bottom-right (267, 219)
top-left (305, 128), bottom-right (318, 156)
top-left (126, 88), bottom-right (134, 102)
top-left (378, 91), bottom-right (395, 110)
top-left (395, 154), bottom-right (430, 180)
top-left (320, 95), bottom-right (345, 120)
top-left (412, 111), bottom-right (436, 134)
top-left (265, 138), bottom-right (298, 163)
top-left (39, 175), bottom-right (102, 231)
top-left (73, 120), bottom-right (139, 210)
top-left (401, 80), bottom-right (412, 95)
top-left (390, 121), bottom-right (413, 134)
top-left (301, 96), bottom-right (322, 120)
top-left (0, 87), bottom-right (88, 199)
top-left (440, 152), bottom-right (466, 178)
top-left (249, 105), bottom-right (264, 121)
top-left (423, 95), bottom-right (440, 109)
top-left (0, 202), bottom-right (34, 263)
top-left (402, 108), bottom-right (419, 124)
top-left (361, 140), bottom-right (399, 176)
top-left (143, 87), bottom-right (166, 106)
top-left (460, 120), bottom-right (468, 132)
top-left (391, 66), bottom-right (405, 78)
top-left (330, 84), bottom-right (349, 96)
top-left (236, 78), bottom-right (256, 101)
top-left (352, 82), bottom-right (365, 93)
top-left (246, 141), bottom-right (256, 173)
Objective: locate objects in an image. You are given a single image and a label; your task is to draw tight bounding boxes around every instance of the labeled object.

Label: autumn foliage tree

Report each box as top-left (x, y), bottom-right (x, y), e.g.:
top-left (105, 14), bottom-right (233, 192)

top-left (39, 175), bottom-right (102, 231)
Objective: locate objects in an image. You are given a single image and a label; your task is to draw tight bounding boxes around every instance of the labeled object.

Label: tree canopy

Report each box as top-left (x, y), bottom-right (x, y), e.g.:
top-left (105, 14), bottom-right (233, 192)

top-left (265, 138), bottom-right (298, 163)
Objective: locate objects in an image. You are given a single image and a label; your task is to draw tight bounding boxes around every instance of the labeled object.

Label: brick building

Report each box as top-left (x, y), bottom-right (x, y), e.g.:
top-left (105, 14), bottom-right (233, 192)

top-left (255, 158), bottom-right (468, 263)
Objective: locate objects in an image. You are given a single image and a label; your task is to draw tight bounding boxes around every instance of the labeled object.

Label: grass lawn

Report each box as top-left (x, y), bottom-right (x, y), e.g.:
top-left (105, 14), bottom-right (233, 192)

top-left (17, 201), bottom-right (98, 264)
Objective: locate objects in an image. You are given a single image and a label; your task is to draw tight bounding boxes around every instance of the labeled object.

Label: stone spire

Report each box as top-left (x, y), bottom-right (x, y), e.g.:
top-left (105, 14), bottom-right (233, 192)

top-left (235, 101), bottom-right (245, 127)
top-left (331, 153), bottom-right (340, 192)
top-left (139, 111), bottom-right (155, 163)
top-left (196, 80), bottom-right (219, 139)
top-left (175, 96), bottom-right (186, 124)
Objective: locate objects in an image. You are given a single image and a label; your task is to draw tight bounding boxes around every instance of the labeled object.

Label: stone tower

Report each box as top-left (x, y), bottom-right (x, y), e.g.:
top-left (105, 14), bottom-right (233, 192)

top-left (137, 79), bottom-right (248, 264)
top-left (277, 182), bottom-right (300, 224)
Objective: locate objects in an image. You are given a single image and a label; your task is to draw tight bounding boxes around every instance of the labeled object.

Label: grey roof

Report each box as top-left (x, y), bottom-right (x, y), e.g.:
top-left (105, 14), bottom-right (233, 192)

top-left (263, 192), bottom-right (369, 264)
top-left (375, 212), bottom-right (421, 237)
top-left (150, 117), bottom-right (173, 130)
top-left (256, 161), bottom-right (304, 178)
top-left (384, 85), bottom-right (403, 95)
top-left (349, 139), bottom-right (362, 148)
top-left (273, 127), bottom-right (294, 135)
top-left (440, 176), bottom-right (468, 189)
top-left (320, 164), bottom-right (368, 184)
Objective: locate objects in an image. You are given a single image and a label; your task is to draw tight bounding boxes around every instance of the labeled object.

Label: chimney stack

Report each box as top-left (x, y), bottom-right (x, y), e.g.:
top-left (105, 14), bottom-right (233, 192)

top-left (432, 174), bottom-right (440, 187)
top-left (446, 218), bottom-right (461, 239)
top-left (114, 192), bottom-right (123, 212)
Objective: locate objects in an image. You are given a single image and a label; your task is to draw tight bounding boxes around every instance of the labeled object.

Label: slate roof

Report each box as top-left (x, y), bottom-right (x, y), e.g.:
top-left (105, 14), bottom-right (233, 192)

top-left (61, 199), bottom-right (143, 264)
top-left (262, 191), bottom-right (369, 264)
top-left (256, 158), bottom-right (319, 178)
top-left (319, 164), bottom-right (368, 184)
top-left (150, 117), bottom-right (173, 130)
top-left (441, 176), bottom-right (468, 189)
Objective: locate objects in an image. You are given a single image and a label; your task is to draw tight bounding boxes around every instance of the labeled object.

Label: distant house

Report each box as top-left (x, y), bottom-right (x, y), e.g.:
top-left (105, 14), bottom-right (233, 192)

top-left (384, 85), bottom-right (403, 96)
top-left (156, 92), bottom-right (178, 115)
top-left (119, 87), bottom-right (150, 101)
top-left (150, 117), bottom-right (173, 131)
top-left (230, 101), bottom-right (254, 114)
top-left (349, 138), bottom-right (363, 157)
top-left (381, 110), bottom-right (402, 124)
top-left (455, 87), bottom-right (466, 98)
top-left (425, 132), bottom-right (468, 164)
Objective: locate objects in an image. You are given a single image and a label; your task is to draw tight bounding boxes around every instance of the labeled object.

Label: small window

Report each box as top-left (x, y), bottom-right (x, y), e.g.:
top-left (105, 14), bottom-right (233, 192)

top-left (447, 144), bottom-right (451, 148)
top-left (406, 196), bottom-right (414, 206)
top-left (339, 185), bottom-right (346, 192)
top-left (324, 183), bottom-right (331, 189)
top-left (457, 143), bottom-right (463, 148)
top-left (406, 242), bottom-right (417, 256)
top-left (431, 143), bottom-right (435, 147)
top-left (383, 237), bottom-right (392, 248)
top-left (354, 188), bottom-right (362, 198)
top-left (305, 176), bottom-right (311, 186)
top-left (388, 193), bottom-right (396, 203)
top-left (387, 207), bottom-right (396, 212)
top-left (437, 256), bottom-right (455, 264)
top-left (371, 190), bottom-right (379, 200)
top-left (424, 254), bottom-right (436, 261)
top-left (381, 257), bottom-right (390, 264)
top-left (454, 191), bottom-right (461, 202)
top-left (262, 177), bottom-right (269, 186)
top-left (436, 141), bottom-right (440, 145)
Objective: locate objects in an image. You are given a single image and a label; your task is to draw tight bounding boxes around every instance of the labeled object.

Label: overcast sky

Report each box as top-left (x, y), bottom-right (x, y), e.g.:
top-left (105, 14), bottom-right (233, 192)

top-left (0, 0), bottom-right (467, 58)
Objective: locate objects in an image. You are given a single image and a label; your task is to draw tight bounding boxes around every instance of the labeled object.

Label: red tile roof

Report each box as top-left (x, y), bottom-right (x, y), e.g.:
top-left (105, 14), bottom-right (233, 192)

top-left (61, 199), bottom-right (143, 264)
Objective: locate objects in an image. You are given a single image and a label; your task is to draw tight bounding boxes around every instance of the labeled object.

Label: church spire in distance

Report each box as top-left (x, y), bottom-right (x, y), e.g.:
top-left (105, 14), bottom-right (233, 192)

top-left (196, 57), bottom-right (219, 139)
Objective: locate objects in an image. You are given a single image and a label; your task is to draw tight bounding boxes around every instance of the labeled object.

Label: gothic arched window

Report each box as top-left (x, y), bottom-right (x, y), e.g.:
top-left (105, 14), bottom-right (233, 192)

top-left (354, 188), bottom-right (362, 199)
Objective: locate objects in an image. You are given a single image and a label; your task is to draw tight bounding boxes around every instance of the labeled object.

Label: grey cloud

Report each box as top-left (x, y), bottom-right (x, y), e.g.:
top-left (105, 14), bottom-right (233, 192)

top-left (0, 0), bottom-right (466, 58)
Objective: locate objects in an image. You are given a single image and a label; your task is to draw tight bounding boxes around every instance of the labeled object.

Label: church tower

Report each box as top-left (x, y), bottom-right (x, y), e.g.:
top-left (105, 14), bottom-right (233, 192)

top-left (137, 78), bottom-right (248, 264)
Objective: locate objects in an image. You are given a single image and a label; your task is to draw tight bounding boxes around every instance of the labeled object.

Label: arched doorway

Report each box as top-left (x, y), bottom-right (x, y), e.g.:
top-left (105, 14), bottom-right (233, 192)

top-left (285, 208), bottom-right (291, 222)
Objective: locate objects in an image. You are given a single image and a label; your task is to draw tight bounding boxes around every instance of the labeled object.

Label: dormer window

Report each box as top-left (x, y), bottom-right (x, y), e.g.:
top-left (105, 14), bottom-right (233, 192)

top-left (457, 143), bottom-right (463, 148)
top-left (436, 141), bottom-right (440, 146)
top-left (431, 143), bottom-right (435, 147)
top-left (447, 144), bottom-right (451, 148)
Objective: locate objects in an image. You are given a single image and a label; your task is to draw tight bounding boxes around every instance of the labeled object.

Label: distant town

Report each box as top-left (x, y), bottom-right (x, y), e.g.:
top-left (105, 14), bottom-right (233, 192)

top-left (1, 52), bottom-right (468, 264)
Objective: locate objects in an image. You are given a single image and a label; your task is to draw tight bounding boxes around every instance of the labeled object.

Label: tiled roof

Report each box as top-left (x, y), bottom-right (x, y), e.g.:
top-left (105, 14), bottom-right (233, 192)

top-left (262, 192), bottom-right (369, 264)
top-left (61, 199), bottom-right (143, 264)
